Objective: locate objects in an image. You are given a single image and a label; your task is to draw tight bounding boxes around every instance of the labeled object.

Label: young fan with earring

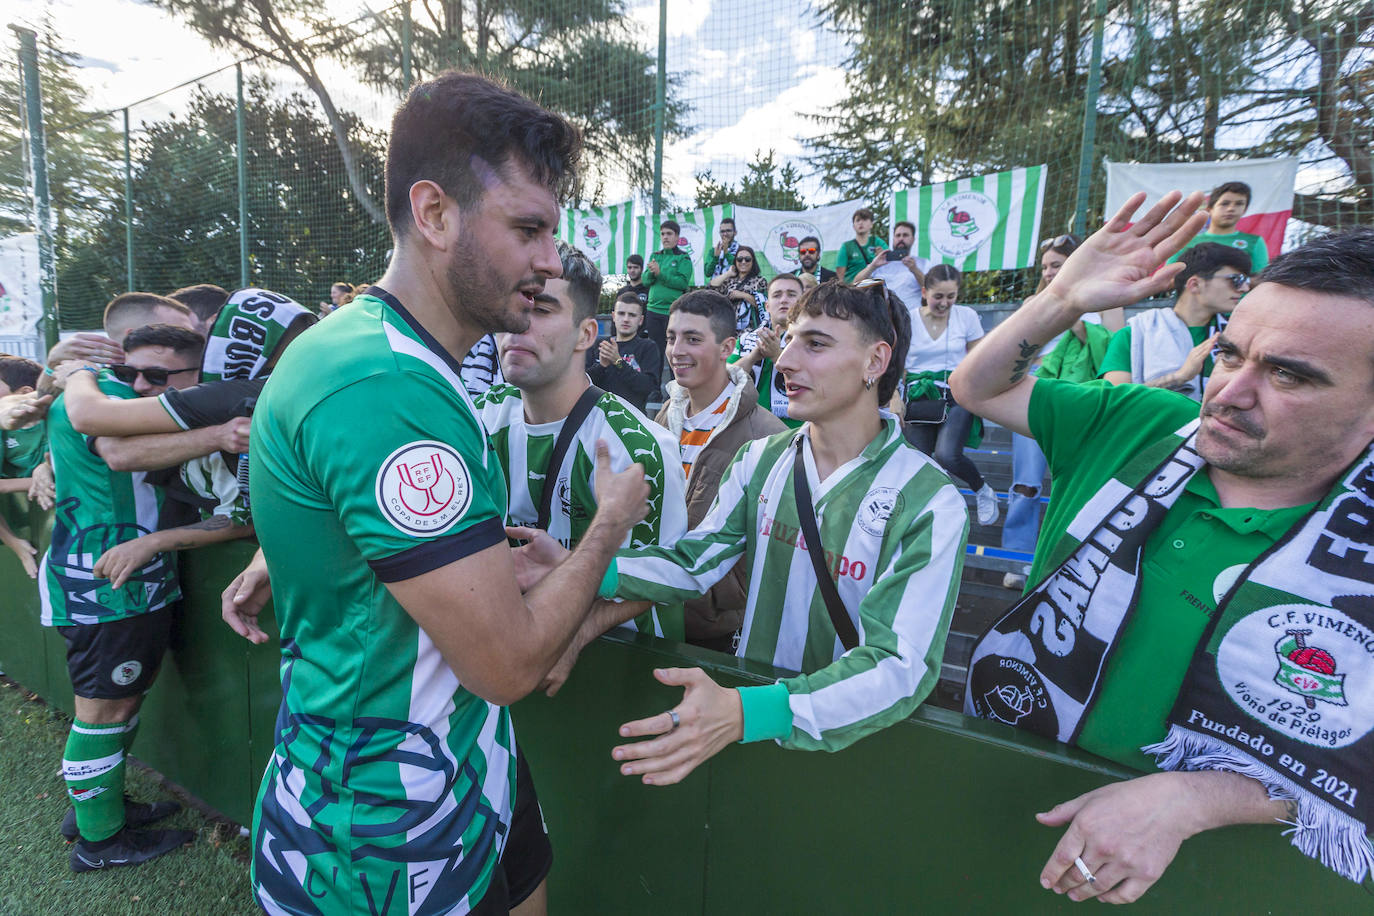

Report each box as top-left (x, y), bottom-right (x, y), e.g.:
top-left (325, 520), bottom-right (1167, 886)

top-left (511, 281), bottom-right (970, 785)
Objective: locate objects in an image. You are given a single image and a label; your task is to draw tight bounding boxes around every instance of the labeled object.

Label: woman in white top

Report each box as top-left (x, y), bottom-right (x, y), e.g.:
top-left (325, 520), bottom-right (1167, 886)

top-left (901, 263), bottom-right (999, 525)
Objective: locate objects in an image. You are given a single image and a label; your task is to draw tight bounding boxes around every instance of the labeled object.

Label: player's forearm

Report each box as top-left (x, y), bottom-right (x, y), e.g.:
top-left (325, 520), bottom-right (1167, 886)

top-left (67, 377), bottom-right (177, 437)
top-left (0, 477), bottom-right (31, 493)
top-left (948, 290), bottom-right (1080, 409)
top-left (1139, 770), bottom-right (1292, 836)
top-left (98, 426), bottom-right (225, 471)
top-left (144, 516), bottom-right (253, 552)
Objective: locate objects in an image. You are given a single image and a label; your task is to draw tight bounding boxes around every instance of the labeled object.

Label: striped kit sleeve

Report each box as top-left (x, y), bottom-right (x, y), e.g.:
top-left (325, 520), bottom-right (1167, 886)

top-left (612, 421), bottom-right (969, 752)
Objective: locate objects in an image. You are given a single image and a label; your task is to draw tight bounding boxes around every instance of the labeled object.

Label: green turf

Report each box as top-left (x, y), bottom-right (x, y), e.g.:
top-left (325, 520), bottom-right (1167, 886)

top-left (0, 678), bottom-right (259, 916)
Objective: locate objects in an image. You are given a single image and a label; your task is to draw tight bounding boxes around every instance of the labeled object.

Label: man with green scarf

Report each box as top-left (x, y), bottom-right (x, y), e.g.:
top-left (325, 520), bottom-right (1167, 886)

top-left (951, 193), bottom-right (1374, 903)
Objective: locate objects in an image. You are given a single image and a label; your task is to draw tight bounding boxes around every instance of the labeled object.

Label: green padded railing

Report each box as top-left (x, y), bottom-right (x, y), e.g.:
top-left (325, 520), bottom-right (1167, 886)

top-left (0, 496), bottom-right (1367, 912)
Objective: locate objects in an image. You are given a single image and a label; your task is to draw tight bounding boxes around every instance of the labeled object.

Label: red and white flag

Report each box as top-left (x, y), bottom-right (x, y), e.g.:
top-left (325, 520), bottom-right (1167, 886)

top-left (1104, 157), bottom-right (1297, 259)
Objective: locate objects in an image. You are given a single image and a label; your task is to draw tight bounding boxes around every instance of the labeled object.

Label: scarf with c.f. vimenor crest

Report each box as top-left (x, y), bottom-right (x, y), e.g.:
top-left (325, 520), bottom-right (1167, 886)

top-left (966, 420), bottom-right (1374, 885)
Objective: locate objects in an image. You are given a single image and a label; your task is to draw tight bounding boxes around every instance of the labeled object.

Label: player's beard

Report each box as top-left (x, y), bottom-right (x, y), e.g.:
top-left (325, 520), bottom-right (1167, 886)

top-left (447, 231), bottom-right (533, 335)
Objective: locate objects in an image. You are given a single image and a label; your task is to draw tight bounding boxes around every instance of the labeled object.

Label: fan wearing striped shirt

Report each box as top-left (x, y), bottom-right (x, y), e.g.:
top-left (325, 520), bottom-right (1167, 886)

top-left (511, 281), bottom-right (969, 784)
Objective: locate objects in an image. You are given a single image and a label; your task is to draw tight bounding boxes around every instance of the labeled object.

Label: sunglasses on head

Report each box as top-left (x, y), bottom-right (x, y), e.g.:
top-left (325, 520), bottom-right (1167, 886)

top-left (109, 364), bottom-right (199, 386)
top-left (1039, 234), bottom-right (1079, 253)
top-left (798, 246), bottom-right (819, 256)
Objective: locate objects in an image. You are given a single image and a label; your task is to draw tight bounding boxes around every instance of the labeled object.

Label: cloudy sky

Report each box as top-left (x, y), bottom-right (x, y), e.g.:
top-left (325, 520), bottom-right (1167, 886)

top-left (9, 0), bottom-right (854, 208)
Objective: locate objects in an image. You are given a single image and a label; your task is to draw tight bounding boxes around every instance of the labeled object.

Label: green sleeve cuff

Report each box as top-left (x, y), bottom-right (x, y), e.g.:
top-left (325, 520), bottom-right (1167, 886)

top-left (597, 558), bottom-right (619, 599)
top-left (737, 682), bottom-right (793, 743)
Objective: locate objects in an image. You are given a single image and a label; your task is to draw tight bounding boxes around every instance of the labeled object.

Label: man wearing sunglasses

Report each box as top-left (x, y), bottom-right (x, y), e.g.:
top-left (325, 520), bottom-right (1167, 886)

top-left (40, 320), bottom-right (214, 873)
top-left (1100, 242), bottom-right (1252, 401)
top-left (791, 235), bottom-right (837, 284)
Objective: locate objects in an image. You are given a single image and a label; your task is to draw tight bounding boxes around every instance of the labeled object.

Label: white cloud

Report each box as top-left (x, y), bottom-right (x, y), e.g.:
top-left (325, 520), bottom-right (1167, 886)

top-left (627, 0), bottom-right (714, 41)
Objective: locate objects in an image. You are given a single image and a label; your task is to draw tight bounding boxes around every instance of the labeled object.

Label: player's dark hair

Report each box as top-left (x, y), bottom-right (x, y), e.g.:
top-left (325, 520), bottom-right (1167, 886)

top-left (853, 207), bottom-right (874, 223)
top-left (768, 273), bottom-right (804, 293)
top-left (670, 289), bottom-right (737, 345)
top-left (795, 282), bottom-right (910, 405)
top-left (1174, 242), bottom-right (1253, 297)
top-left (0, 354), bottom-right (41, 392)
top-left (893, 220), bottom-right (916, 236)
top-left (799, 236), bottom-right (821, 251)
top-left (385, 71), bottom-right (581, 235)
top-left (122, 323), bottom-right (207, 359)
top-left (166, 284), bottom-right (230, 324)
top-left (720, 217), bottom-right (735, 229)
top-left (1257, 227), bottom-right (1374, 307)
top-left (734, 245), bottom-right (761, 280)
top-left (104, 293), bottom-right (191, 338)
top-left (660, 219), bottom-right (681, 236)
top-left (626, 254), bottom-right (644, 267)
top-left (556, 241), bottom-right (603, 325)
top-left (1210, 181), bottom-right (1252, 207)
top-left (614, 291), bottom-right (645, 314)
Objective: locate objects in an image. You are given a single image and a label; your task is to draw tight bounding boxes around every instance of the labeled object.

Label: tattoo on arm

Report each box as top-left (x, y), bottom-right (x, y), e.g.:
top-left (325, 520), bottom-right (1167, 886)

top-left (166, 514), bottom-right (236, 550)
top-left (1009, 339), bottom-right (1044, 384)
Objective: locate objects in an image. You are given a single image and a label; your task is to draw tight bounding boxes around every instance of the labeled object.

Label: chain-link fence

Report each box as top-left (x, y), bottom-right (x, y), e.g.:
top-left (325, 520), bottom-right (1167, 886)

top-left (8, 0), bottom-right (1373, 328)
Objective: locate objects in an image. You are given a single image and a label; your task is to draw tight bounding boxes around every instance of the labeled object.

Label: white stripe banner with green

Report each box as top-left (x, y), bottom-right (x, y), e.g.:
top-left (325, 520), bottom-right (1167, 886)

top-left (889, 165), bottom-right (1047, 271)
top-left (732, 200), bottom-right (862, 277)
top-left (633, 204), bottom-right (732, 284)
top-left (558, 200), bottom-right (636, 275)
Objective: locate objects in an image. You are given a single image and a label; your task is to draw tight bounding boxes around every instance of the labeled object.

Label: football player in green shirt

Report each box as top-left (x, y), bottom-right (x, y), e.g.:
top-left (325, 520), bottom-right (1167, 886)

top-left (0, 355), bottom-right (43, 576)
top-left (221, 72), bottom-right (649, 916)
top-left (952, 193), bottom-right (1374, 903)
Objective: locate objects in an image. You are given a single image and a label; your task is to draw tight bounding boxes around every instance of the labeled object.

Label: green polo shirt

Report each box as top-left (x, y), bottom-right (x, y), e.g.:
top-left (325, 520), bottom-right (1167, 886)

top-left (1028, 379), bottom-right (1314, 771)
top-left (1168, 230), bottom-right (1269, 274)
top-left (1098, 321), bottom-right (1213, 378)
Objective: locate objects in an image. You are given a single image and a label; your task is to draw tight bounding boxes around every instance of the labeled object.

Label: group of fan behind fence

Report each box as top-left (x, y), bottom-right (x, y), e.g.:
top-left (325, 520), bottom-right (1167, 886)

top-left (2, 68), bottom-right (1371, 913)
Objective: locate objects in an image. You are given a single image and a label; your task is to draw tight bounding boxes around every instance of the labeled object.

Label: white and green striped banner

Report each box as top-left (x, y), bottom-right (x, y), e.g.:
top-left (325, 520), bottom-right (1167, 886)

top-left (889, 165), bottom-right (1047, 271)
top-left (633, 204), bottom-right (733, 284)
top-left (558, 200), bottom-right (636, 275)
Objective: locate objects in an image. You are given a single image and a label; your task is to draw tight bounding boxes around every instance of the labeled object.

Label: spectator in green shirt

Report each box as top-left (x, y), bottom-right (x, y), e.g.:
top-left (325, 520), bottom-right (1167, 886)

top-left (836, 206), bottom-right (886, 281)
top-left (644, 219), bottom-right (695, 362)
top-left (1167, 181), bottom-right (1271, 273)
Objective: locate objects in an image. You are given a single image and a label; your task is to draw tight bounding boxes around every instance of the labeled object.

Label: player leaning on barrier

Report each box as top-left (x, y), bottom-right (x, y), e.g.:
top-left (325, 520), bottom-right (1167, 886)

top-left (512, 280), bottom-right (970, 784)
top-left (951, 193), bottom-right (1374, 902)
top-left (220, 72), bottom-right (652, 915)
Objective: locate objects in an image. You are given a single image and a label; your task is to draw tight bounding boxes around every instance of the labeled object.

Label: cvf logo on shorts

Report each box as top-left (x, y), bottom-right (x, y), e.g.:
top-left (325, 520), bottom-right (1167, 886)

top-left (376, 440), bottom-right (472, 536)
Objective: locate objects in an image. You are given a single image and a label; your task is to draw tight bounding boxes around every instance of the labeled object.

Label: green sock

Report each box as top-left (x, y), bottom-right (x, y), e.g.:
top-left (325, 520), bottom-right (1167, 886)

top-left (63, 719), bottom-right (130, 842)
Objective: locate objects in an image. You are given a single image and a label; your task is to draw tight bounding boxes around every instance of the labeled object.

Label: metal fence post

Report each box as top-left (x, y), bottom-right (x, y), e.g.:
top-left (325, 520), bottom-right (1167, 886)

top-left (401, 1), bottom-right (412, 92)
top-left (651, 0), bottom-right (666, 220)
top-left (236, 63), bottom-right (249, 289)
top-left (123, 108), bottom-right (134, 292)
top-left (1072, 0), bottom-right (1107, 237)
top-left (12, 26), bottom-right (58, 349)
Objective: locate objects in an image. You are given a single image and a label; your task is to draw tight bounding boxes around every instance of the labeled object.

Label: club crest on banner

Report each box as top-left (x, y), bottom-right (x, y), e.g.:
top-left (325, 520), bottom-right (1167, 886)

top-left (1216, 605), bottom-right (1374, 749)
top-left (929, 192), bottom-right (1000, 259)
top-left (376, 440), bottom-right (472, 536)
top-left (580, 215), bottom-right (612, 265)
top-left (765, 219), bottom-right (821, 272)
top-left (676, 222), bottom-right (705, 261)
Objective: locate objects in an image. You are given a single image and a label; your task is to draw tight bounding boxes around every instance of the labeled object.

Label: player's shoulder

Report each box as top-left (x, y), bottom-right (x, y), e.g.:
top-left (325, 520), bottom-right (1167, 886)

top-left (476, 382), bottom-right (523, 420)
top-left (592, 392), bottom-right (676, 457)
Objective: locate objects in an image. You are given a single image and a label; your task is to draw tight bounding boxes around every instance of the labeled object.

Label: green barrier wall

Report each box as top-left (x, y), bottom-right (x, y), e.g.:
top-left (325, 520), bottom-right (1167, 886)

top-left (1, 498), bottom-right (1369, 913)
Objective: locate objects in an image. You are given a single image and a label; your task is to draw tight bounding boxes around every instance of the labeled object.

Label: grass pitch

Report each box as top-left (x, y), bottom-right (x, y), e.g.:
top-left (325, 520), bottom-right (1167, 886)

top-left (0, 678), bottom-right (259, 915)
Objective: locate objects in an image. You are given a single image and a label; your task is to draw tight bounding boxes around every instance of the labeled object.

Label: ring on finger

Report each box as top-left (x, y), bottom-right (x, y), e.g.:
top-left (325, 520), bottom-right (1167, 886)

top-left (1073, 856), bottom-right (1096, 886)
top-left (668, 709), bottom-right (681, 732)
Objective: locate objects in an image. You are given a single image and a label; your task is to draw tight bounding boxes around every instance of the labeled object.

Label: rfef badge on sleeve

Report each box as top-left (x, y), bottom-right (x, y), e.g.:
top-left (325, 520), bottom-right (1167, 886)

top-left (376, 441), bottom-right (472, 536)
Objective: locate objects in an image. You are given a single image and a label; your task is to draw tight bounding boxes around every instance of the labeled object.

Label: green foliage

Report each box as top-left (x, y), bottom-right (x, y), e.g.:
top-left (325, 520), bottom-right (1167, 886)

top-left (694, 150), bottom-right (807, 211)
top-left (810, 0), bottom-right (1374, 232)
top-left (0, 29), bottom-right (121, 261)
top-left (351, 0), bottom-right (685, 202)
top-left (56, 79), bottom-right (387, 328)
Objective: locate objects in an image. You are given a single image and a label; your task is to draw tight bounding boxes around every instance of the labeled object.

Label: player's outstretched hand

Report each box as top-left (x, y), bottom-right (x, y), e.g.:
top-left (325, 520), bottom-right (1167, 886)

top-left (506, 525), bottom-right (572, 592)
top-left (1, 392), bottom-right (53, 431)
top-left (612, 668), bottom-right (744, 786)
top-left (221, 548), bottom-right (272, 644)
top-left (1, 532), bottom-right (38, 578)
top-left (47, 333), bottom-right (123, 368)
top-left (1046, 190), bottom-right (1209, 316)
top-left (216, 417), bottom-right (251, 454)
top-left (592, 439), bottom-right (648, 532)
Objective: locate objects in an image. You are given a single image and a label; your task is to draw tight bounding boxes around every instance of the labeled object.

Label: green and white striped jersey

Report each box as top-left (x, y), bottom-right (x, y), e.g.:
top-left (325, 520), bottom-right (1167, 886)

top-left (248, 291), bottom-right (515, 915)
top-left (39, 374), bottom-right (179, 627)
top-left (611, 417), bottom-right (969, 751)
top-left (478, 383), bottom-right (689, 639)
